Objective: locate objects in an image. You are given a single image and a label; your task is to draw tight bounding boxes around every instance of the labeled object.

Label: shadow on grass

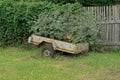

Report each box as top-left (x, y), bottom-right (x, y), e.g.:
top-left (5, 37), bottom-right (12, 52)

top-left (55, 51), bottom-right (89, 58)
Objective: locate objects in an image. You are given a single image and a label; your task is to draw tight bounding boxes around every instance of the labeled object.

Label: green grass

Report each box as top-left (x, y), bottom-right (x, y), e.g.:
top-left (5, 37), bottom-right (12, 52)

top-left (0, 46), bottom-right (120, 80)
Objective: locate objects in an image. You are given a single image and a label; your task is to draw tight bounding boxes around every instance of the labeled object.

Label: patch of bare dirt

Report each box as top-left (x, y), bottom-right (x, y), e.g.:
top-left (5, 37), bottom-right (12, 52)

top-left (74, 63), bottom-right (87, 69)
top-left (13, 55), bottom-right (37, 61)
top-left (79, 66), bottom-right (120, 80)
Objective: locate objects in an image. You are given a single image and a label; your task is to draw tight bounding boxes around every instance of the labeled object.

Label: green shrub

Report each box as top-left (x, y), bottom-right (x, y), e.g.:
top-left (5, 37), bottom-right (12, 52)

top-left (0, 0), bottom-right (57, 45)
top-left (15, 0), bottom-right (116, 6)
top-left (32, 3), bottom-right (100, 44)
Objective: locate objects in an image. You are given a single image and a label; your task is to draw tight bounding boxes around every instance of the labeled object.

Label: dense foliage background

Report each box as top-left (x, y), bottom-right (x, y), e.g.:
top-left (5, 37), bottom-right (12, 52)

top-left (44, 0), bottom-right (118, 6)
top-left (0, 0), bottom-right (57, 45)
top-left (14, 0), bottom-right (120, 6)
top-left (0, 0), bottom-right (115, 46)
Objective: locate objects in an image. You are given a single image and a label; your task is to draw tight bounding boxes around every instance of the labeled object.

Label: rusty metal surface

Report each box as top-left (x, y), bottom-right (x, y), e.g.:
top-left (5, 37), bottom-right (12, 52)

top-left (75, 43), bottom-right (89, 53)
top-left (53, 40), bottom-right (76, 54)
top-left (28, 34), bottom-right (89, 54)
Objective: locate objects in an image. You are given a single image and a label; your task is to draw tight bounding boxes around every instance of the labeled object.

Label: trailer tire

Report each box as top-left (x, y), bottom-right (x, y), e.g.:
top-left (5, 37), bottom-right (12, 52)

top-left (41, 45), bottom-right (54, 58)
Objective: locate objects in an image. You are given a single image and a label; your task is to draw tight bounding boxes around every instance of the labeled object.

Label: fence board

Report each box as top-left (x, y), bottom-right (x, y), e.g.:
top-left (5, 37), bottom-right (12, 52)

top-left (85, 6), bottom-right (120, 46)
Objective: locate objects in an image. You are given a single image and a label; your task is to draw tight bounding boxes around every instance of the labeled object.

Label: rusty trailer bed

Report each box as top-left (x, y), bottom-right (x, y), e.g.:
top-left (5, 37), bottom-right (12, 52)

top-left (28, 34), bottom-right (89, 54)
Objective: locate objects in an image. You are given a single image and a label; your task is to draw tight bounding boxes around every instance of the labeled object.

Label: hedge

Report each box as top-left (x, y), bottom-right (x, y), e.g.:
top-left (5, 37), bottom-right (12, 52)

top-left (13, 0), bottom-right (119, 6)
top-left (0, 0), bottom-right (57, 45)
top-left (0, 0), bottom-right (100, 48)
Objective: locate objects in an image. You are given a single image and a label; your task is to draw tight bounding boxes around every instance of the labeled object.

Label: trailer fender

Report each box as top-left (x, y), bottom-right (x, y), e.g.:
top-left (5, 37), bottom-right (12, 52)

top-left (52, 42), bottom-right (57, 50)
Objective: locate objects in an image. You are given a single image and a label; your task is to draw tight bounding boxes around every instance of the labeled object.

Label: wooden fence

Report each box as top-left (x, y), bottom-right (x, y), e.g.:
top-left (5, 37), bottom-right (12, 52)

top-left (86, 5), bottom-right (120, 46)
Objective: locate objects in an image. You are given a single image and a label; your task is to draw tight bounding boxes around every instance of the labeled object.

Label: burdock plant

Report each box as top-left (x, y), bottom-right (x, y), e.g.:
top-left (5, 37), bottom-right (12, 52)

top-left (31, 3), bottom-right (99, 44)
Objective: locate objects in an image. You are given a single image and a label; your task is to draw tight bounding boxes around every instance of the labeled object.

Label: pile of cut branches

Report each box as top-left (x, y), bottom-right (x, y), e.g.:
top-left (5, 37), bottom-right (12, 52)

top-left (31, 3), bottom-right (99, 43)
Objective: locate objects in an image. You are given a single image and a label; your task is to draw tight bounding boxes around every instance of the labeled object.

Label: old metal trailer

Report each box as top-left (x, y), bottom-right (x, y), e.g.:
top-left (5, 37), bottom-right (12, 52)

top-left (28, 34), bottom-right (89, 57)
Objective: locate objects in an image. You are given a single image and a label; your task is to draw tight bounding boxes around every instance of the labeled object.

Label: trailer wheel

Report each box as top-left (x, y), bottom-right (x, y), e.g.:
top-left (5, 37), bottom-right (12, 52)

top-left (41, 45), bottom-right (54, 58)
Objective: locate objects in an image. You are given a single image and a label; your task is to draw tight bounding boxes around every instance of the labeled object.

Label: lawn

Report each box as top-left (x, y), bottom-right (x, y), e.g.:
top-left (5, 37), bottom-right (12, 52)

top-left (0, 46), bottom-right (120, 80)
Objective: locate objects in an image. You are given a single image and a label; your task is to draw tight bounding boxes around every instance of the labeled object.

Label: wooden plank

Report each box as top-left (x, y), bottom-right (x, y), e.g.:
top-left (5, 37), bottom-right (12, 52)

top-left (109, 6), bottom-right (112, 20)
top-left (96, 20), bottom-right (120, 24)
top-left (110, 6), bottom-right (113, 42)
top-left (103, 6), bottom-right (106, 20)
top-left (99, 7), bottom-right (102, 20)
top-left (119, 26), bottom-right (120, 42)
top-left (109, 24), bottom-right (112, 42)
top-left (115, 6), bottom-right (119, 42)
top-left (100, 42), bottom-right (120, 46)
top-left (106, 6), bottom-right (109, 20)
